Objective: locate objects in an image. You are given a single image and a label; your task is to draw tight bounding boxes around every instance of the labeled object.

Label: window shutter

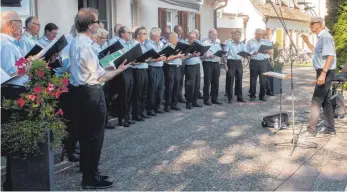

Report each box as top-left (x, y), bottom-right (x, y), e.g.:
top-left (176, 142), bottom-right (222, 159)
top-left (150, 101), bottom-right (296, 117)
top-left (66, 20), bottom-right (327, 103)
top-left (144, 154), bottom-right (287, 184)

top-left (158, 8), bottom-right (167, 32)
top-left (178, 11), bottom-right (188, 39)
top-left (195, 13), bottom-right (201, 35)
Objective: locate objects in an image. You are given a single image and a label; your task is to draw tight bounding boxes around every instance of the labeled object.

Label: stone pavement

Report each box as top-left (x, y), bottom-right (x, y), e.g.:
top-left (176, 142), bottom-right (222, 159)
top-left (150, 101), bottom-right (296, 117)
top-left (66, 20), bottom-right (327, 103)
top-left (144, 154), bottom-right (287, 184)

top-left (4, 66), bottom-right (347, 191)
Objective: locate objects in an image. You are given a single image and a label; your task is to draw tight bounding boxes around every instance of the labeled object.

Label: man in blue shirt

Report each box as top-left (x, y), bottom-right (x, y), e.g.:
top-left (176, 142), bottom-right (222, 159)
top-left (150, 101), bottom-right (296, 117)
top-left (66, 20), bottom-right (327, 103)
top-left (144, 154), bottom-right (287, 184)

top-left (131, 26), bottom-right (151, 121)
top-left (163, 32), bottom-right (185, 112)
top-left (38, 23), bottom-right (58, 47)
top-left (160, 26), bottom-right (170, 44)
top-left (201, 28), bottom-right (223, 105)
top-left (184, 32), bottom-right (202, 109)
top-left (223, 30), bottom-right (247, 103)
top-left (146, 27), bottom-right (167, 116)
top-left (174, 25), bottom-right (186, 102)
top-left (18, 16), bottom-right (40, 56)
top-left (246, 28), bottom-right (272, 101)
top-left (302, 17), bottom-right (337, 137)
top-left (109, 26), bottom-right (137, 127)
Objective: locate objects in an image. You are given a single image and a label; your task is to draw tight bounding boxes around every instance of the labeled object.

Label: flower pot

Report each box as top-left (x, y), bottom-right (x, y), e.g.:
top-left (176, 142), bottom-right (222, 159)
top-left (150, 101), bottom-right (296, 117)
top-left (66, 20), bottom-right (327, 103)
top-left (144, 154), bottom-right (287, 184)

top-left (8, 129), bottom-right (54, 191)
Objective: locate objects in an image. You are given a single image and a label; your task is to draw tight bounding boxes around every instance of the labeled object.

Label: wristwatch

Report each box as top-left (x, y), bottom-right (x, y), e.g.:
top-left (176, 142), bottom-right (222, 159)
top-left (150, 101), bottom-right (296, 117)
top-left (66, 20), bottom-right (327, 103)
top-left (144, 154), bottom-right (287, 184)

top-left (322, 68), bottom-right (328, 73)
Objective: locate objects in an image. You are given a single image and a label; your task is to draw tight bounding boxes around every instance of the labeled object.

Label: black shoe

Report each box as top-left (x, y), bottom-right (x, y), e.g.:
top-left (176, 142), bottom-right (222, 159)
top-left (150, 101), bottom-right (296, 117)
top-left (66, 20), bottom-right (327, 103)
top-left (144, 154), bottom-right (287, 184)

top-left (186, 103), bottom-right (192, 109)
top-left (105, 123), bottom-right (115, 129)
top-left (192, 103), bottom-right (203, 107)
top-left (97, 174), bottom-right (109, 180)
top-left (198, 94), bottom-right (203, 99)
top-left (164, 106), bottom-right (170, 112)
top-left (155, 109), bottom-right (164, 114)
top-left (237, 99), bottom-right (246, 103)
top-left (321, 129), bottom-right (336, 136)
top-left (67, 152), bottom-right (80, 162)
top-left (178, 97), bottom-right (186, 103)
top-left (259, 97), bottom-right (267, 101)
top-left (267, 92), bottom-right (275, 96)
top-left (212, 100), bottom-right (222, 105)
top-left (127, 120), bottom-right (136, 124)
top-left (228, 100), bottom-right (232, 103)
top-left (118, 120), bottom-right (123, 126)
top-left (204, 101), bottom-right (212, 106)
top-left (82, 177), bottom-right (113, 190)
top-left (171, 106), bottom-right (181, 111)
top-left (133, 116), bottom-right (144, 121)
top-left (140, 114), bottom-right (150, 119)
top-left (249, 97), bottom-right (256, 101)
top-left (123, 121), bottom-right (130, 127)
top-left (147, 111), bottom-right (156, 116)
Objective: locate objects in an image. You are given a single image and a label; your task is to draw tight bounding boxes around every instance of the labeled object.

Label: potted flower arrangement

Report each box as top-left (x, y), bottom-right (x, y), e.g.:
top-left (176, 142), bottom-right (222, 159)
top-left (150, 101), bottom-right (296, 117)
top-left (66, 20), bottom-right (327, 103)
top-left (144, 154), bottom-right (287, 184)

top-left (1, 58), bottom-right (68, 191)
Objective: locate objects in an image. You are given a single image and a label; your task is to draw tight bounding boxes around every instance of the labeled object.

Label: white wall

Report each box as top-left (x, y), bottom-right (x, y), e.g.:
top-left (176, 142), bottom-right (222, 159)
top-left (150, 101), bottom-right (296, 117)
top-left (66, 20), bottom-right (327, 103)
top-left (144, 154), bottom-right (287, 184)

top-left (199, 2), bottom-right (214, 40)
top-left (115, 0), bottom-right (132, 29)
top-left (266, 18), bottom-right (310, 32)
top-left (37, 0), bottom-right (78, 36)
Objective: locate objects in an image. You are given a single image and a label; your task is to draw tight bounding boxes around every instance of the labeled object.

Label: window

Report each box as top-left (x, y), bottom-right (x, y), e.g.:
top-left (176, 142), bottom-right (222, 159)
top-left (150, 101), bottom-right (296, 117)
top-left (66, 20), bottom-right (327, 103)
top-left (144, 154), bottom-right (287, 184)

top-left (166, 9), bottom-right (177, 32)
top-left (1, 0), bottom-right (32, 21)
top-left (188, 12), bottom-right (196, 33)
top-left (288, 0), bottom-right (294, 8)
top-left (79, 0), bottom-right (108, 29)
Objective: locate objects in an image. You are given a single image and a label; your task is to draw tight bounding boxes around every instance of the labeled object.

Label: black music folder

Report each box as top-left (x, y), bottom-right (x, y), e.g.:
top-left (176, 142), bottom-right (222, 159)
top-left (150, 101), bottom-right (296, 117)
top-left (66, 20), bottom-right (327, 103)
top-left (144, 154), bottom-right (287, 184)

top-left (25, 44), bottom-right (43, 59)
top-left (135, 49), bottom-right (160, 62)
top-left (237, 51), bottom-right (252, 57)
top-left (34, 35), bottom-right (68, 62)
top-left (157, 45), bottom-right (175, 57)
top-left (214, 50), bottom-right (227, 57)
top-left (188, 42), bottom-right (210, 55)
top-left (98, 41), bottom-right (123, 59)
top-left (258, 45), bottom-right (272, 54)
top-left (113, 43), bottom-right (142, 67)
top-left (174, 42), bottom-right (193, 55)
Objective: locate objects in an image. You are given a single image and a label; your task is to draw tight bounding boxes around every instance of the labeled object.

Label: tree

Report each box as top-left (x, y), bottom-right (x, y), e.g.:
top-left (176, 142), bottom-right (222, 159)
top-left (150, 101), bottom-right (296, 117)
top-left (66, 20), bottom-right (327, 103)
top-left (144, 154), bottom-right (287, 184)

top-left (326, 0), bottom-right (347, 68)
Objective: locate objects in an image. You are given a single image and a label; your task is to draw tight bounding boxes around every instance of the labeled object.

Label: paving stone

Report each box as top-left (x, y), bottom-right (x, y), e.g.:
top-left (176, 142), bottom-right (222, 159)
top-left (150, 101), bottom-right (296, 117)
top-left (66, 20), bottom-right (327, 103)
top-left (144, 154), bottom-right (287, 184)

top-left (318, 167), bottom-right (347, 181)
top-left (294, 165), bottom-right (320, 177)
top-left (276, 176), bottom-right (316, 191)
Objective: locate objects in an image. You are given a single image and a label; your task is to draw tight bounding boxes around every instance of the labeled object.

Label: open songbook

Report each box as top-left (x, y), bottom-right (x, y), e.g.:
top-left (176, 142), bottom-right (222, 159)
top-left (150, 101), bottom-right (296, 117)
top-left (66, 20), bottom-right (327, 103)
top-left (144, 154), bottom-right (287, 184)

top-left (263, 72), bottom-right (291, 79)
top-left (25, 44), bottom-right (43, 59)
top-left (32, 35), bottom-right (68, 61)
top-left (1, 68), bottom-right (18, 85)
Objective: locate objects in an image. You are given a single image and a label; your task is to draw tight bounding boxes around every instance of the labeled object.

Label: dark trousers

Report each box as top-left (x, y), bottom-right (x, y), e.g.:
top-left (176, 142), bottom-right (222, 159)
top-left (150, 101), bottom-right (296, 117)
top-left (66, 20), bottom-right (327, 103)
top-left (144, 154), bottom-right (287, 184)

top-left (110, 68), bottom-right (133, 122)
top-left (71, 85), bottom-right (106, 181)
top-left (147, 66), bottom-right (164, 112)
top-left (164, 64), bottom-right (181, 107)
top-left (308, 70), bottom-right (335, 133)
top-left (1, 85), bottom-right (27, 191)
top-left (178, 63), bottom-right (185, 98)
top-left (225, 73), bottom-right (230, 95)
top-left (132, 68), bottom-right (148, 118)
top-left (249, 59), bottom-right (267, 98)
top-left (103, 82), bottom-right (110, 123)
top-left (227, 60), bottom-right (244, 100)
top-left (265, 59), bottom-right (274, 94)
top-left (202, 61), bottom-right (220, 102)
top-left (59, 89), bottom-right (77, 156)
top-left (185, 64), bottom-right (201, 104)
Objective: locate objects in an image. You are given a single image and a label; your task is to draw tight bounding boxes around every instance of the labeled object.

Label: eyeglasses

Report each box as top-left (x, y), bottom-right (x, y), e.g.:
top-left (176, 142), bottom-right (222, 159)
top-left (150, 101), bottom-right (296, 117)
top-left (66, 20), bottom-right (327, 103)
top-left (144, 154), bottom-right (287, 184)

top-left (93, 20), bottom-right (100, 24)
top-left (310, 22), bottom-right (320, 26)
top-left (31, 22), bottom-right (40, 27)
top-left (139, 33), bottom-right (147, 35)
top-left (10, 19), bottom-right (22, 24)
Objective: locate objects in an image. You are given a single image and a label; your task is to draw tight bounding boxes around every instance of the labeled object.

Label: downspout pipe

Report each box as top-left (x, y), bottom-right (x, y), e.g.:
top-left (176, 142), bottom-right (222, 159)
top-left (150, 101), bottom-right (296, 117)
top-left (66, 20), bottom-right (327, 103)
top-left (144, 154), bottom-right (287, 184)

top-left (214, 0), bottom-right (228, 29)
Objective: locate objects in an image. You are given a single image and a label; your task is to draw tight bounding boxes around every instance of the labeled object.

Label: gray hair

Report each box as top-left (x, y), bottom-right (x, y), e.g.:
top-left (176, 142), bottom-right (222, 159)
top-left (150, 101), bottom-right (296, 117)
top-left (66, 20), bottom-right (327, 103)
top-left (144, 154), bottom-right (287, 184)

top-left (311, 16), bottom-right (325, 27)
top-left (208, 28), bottom-right (217, 37)
top-left (255, 28), bottom-right (263, 34)
top-left (188, 31), bottom-right (196, 37)
top-left (168, 32), bottom-right (178, 39)
top-left (192, 29), bottom-right (200, 35)
top-left (95, 28), bottom-right (108, 37)
top-left (150, 27), bottom-right (161, 36)
top-left (1, 11), bottom-right (20, 31)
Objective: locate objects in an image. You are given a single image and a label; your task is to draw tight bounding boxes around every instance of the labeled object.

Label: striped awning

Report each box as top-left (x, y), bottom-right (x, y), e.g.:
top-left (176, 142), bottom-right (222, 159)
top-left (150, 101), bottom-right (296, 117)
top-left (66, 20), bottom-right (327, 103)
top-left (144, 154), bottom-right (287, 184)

top-left (159, 0), bottom-right (203, 11)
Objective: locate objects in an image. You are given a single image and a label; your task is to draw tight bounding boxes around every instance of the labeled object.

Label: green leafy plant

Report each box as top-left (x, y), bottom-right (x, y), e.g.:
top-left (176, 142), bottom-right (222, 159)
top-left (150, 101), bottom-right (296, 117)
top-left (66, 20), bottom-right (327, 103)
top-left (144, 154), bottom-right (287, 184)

top-left (272, 43), bottom-right (284, 69)
top-left (2, 59), bottom-right (68, 159)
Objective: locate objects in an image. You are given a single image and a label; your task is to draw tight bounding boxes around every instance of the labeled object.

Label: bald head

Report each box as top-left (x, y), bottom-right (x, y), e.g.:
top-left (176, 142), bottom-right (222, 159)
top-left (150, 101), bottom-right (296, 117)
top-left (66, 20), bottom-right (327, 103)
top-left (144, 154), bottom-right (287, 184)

top-left (187, 32), bottom-right (197, 44)
top-left (255, 28), bottom-right (263, 41)
top-left (1, 11), bottom-right (23, 40)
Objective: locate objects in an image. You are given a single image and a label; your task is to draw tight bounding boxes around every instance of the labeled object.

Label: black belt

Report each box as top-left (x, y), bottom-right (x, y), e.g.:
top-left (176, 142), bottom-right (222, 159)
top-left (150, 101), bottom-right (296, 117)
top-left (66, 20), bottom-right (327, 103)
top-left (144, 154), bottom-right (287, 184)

top-left (72, 84), bottom-right (102, 89)
top-left (227, 59), bottom-right (242, 62)
top-left (149, 65), bottom-right (163, 68)
top-left (133, 68), bottom-right (148, 70)
top-left (165, 64), bottom-right (180, 67)
top-left (1, 84), bottom-right (25, 89)
top-left (316, 69), bottom-right (334, 72)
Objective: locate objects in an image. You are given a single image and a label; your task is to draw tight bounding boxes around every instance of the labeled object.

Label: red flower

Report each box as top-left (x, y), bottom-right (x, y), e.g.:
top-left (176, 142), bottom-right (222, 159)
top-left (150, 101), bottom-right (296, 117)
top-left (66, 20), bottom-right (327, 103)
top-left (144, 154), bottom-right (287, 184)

top-left (47, 83), bottom-right (54, 92)
top-left (27, 94), bottom-right (36, 102)
top-left (37, 69), bottom-right (44, 78)
top-left (17, 98), bottom-right (25, 108)
top-left (61, 78), bottom-right (69, 86)
top-left (36, 98), bottom-right (42, 105)
top-left (56, 108), bottom-right (64, 116)
top-left (15, 57), bottom-right (25, 67)
top-left (17, 67), bottom-right (26, 75)
top-left (61, 86), bottom-right (68, 93)
top-left (55, 89), bottom-right (61, 99)
top-left (33, 86), bottom-right (42, 94)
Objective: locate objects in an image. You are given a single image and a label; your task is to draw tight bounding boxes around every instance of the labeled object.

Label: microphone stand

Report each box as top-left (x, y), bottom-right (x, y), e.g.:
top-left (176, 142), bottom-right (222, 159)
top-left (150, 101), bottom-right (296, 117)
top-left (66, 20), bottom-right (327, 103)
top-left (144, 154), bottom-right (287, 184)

top-left (267, 0), bottom-right (318, 156)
